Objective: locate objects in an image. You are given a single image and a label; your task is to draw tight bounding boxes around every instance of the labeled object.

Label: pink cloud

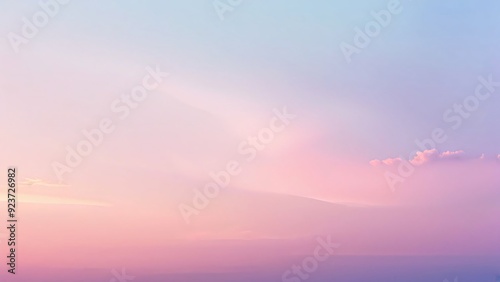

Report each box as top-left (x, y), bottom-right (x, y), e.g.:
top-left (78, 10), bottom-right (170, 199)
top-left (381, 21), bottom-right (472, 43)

top-left (370, 149), bottom-right (466, 167)
top-left (439, 150), bottom-right (465, 159)
top-left (369, 158), bottom-right (403, 166)
top-left (409, 149), bottom-right (439, 166)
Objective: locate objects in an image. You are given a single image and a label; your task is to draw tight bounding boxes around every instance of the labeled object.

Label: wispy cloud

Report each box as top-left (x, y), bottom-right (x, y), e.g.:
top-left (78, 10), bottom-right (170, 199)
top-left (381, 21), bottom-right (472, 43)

top-left (369, 149), bottom-right (485, 167)
top-left (18, 194), bottom-right (110, 207)
top-left (19, 178), bottom-right (70, 187)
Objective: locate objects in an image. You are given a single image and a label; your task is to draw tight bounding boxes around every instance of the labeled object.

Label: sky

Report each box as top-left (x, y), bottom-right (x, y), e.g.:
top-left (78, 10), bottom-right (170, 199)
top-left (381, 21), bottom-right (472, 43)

top-left (0, 0), bottom-right (500, 281)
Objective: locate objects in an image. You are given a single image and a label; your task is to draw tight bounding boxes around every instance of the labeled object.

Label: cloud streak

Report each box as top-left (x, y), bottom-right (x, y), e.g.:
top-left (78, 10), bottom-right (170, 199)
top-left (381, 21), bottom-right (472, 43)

top-left (369, 149), bottom-right (488, 167)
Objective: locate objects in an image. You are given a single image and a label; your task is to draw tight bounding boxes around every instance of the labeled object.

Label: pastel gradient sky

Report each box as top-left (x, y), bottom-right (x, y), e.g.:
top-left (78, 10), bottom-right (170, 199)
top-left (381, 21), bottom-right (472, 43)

top-left (1, 1), bottom-right (500, 281)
